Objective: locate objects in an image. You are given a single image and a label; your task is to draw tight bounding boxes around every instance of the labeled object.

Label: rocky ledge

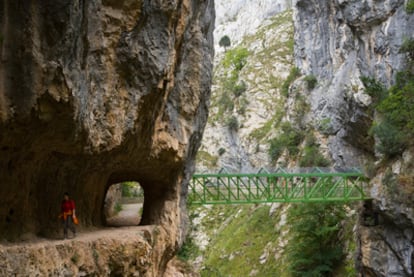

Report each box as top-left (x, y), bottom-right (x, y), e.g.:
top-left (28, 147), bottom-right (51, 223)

top-left (0, 226), bottom-right (177, 276)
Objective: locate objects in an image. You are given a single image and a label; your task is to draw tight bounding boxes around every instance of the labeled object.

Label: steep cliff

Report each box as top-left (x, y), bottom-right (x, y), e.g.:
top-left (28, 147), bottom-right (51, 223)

top-left (0, 0), bottom-right (214, 275)
top-left (293, 0), bottom-right (414, 276)
top-left (197, 6), bottom-right (294, 173)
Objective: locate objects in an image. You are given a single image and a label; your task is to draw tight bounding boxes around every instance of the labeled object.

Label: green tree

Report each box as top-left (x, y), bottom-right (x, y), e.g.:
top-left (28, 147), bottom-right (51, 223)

top-left (121, 182), bottom-right (140, 197)
top-left (286, 203), bottom-right (346, 277)
top-left (223, 47), bottom-right (249, 71)
top-left (369, 121), bottom-right (406, 156)
top-left (219, 35), bottom-right (231, 51)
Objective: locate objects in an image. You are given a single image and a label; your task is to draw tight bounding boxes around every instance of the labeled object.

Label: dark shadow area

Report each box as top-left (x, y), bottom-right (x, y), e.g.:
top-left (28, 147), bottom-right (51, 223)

top-left (361, 199), bottom-right (379, 227)
top-left (104, 182), bottom-right (144, 227)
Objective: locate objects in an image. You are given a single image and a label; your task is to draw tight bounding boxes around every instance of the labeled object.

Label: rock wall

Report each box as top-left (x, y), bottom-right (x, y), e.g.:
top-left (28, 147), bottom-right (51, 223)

top-left (294, 0), bottom-right (412, 166)
top-left (0, 0), bottom-right (214, 274)
top-left (293, 0), bottom-right (414, 276)
top-left (103, 183), bottom-right (122, 220)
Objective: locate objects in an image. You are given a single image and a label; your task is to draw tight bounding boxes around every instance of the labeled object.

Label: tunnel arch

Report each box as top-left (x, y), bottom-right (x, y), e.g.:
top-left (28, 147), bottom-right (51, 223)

top-left (104, 181), bottom-right (144, 227)
top-left (102, 170), bottom-right (181, 228)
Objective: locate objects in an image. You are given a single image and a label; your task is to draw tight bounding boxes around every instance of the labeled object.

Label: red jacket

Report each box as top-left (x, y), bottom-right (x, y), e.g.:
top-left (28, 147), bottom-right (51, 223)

top-left (61, 199), bottom-right (75, 214)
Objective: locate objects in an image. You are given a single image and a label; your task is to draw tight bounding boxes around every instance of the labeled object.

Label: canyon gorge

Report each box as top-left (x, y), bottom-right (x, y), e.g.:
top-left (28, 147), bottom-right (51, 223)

top-left (1, 0), bottom-right (413, 276)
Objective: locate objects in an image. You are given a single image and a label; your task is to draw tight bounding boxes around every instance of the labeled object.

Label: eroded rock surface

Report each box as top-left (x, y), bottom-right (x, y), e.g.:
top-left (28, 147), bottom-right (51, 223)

top-left (0, 226), bottom-right (158, 276)
top-left (0, 0), bottom-right (214, 275)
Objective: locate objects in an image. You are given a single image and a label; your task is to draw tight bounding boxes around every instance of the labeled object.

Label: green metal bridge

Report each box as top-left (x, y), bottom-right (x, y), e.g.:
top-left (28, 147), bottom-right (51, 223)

top-left (188, 168), bottom-right (370, 205)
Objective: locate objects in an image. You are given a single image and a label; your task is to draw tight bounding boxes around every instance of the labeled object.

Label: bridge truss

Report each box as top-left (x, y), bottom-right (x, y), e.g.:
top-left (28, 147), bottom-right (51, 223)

top-left (188, 168), bottom-right (370, 205)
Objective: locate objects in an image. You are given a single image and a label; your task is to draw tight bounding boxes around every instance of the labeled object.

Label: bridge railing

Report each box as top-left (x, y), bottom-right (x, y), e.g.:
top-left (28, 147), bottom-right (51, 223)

top-left (188, 168), bottom-right (370, 205)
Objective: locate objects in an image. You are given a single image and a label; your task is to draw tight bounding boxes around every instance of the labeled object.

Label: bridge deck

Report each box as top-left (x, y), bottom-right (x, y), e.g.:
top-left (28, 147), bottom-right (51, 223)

top-left (188, 169), bottom-right (370, 205)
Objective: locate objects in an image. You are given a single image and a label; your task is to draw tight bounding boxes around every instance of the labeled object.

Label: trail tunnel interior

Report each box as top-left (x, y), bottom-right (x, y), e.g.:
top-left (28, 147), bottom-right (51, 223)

top-left (104, 182), bottom-right (145, 227)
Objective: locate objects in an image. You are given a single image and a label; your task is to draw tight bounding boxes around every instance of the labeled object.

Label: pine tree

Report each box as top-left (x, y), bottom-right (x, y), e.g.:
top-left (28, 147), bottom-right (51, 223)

top-left (219, 35), bottom-right (231, 51)
top-left (286, 203), bottom-right (346, 276)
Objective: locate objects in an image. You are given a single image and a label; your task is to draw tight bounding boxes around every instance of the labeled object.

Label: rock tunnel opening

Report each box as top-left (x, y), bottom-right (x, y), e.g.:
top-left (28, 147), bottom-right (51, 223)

top-left (104, 182), bottom-right (144, 227)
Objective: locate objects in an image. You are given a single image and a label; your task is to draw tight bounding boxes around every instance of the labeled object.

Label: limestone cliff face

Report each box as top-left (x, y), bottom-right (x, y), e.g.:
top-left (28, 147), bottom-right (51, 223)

top-left (214, 0), bottom-right (292, 50)
top-left (197, 5), bottom-right (294, 173)
top-left (293, 0), bottom-right (412, 164)
top-left (0, 0), bottom-right (214, 275)
top-left (293, 0), bottom-right (414, 276)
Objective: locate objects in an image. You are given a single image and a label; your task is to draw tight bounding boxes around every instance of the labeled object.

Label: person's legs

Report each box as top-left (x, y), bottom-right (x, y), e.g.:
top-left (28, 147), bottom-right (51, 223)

top-left (68, 216), bottom-right (76, 237)
top-left (63, 217), bottom-right (69, 239)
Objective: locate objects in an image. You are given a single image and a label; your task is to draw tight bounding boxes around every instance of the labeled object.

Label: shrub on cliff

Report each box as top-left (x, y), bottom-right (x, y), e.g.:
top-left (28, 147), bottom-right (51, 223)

top-left (299, 135), bottom-right (330, 167)
top-left (281, 67), bottom-right (301, 97)
top-left (223, 47), bottom-right (249, 71)
top-left (232, 80), bottom-right (247, 97)
top-left (373, 71), bottom-right (414, 155)
top-left (369, 121), bottom-right (406, 156)
top-left (379, 72), bottom-right (414, 129)
top-left (304, 74), bottom-right (317, 90)
top-left (218, 147), bottom-right (226, 156)
top-left (226, 115), bottom-right (239, 131)
top-left (215, 47), bottom-right (250, 122)
top-left (362, 71), bottom-right (414, 157)
top-left (268, 122), bottom-right (304, 162)
top-left (360, 76), bottom-right (387, 104)
top-left (406, 0), bottom-right (414, 14)
top-left (218, 92), bottom-right (234, 116)
top-left (399, 38), bottom-right (414, 61)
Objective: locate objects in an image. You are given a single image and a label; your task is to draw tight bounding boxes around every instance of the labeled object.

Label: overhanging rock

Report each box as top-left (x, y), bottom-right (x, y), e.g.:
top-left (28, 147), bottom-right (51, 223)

top-left (0, 0), bottom-right (214, 274)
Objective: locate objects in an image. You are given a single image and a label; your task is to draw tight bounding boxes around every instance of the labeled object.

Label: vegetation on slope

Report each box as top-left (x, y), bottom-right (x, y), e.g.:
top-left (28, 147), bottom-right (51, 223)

top-left (361, 38), bottom-right (414, 158)
top-left (281, 67), bottom-right (301, 97)
top-left (268, 122), bottom-right (304, 163)
top-left (180, 204), bottom-right (289, 276)
top-left (200, 205), bottom-right (284, 276)
top-left (196, 151), bottom-right (219, 168)
top-left (285, 203), bottom-right (346, 277)
top-left (180, 202), bottom-right (358, 277)
top-left (215, 46), bottom-right (250, 124)
top-left (209, 9), bottom-right (294, 133)
top-left (198, 9), bottom-right (296, 171)
top-left (298, 134), bottom-right (330, 167)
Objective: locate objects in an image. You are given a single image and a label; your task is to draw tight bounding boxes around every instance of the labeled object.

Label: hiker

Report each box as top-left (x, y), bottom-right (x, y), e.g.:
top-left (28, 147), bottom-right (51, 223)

top-left (60, 192), bottom-right (77, 239)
